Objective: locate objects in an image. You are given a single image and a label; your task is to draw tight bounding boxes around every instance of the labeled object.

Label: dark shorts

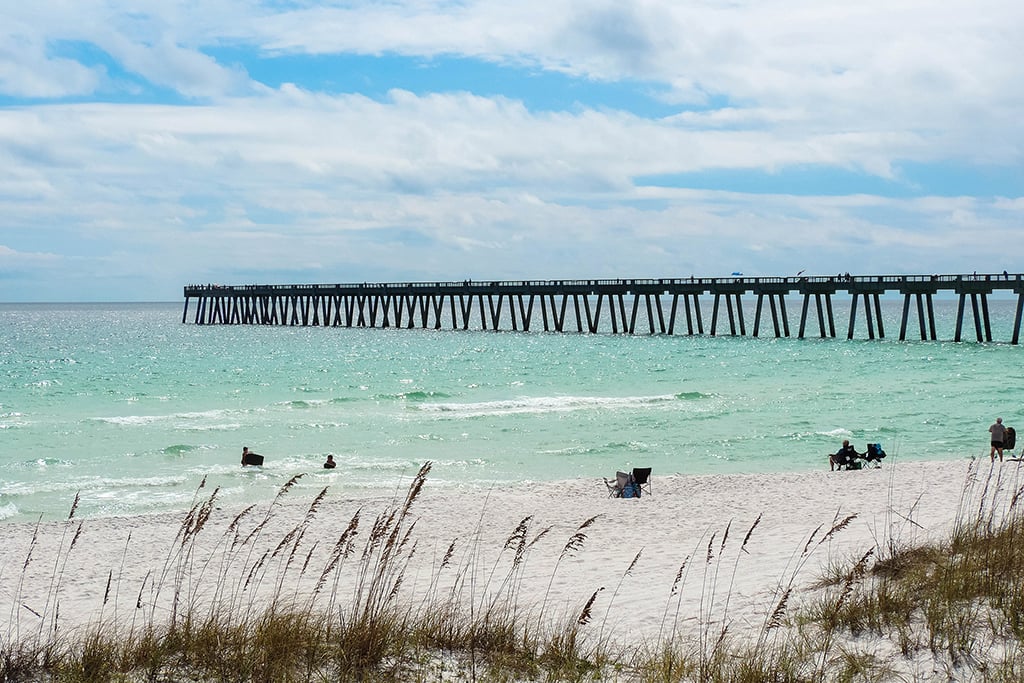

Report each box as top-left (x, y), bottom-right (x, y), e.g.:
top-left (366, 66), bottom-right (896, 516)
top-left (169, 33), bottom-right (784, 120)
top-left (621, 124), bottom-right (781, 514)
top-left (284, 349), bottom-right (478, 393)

top-left (992, 440), bottom-right (1004, 448)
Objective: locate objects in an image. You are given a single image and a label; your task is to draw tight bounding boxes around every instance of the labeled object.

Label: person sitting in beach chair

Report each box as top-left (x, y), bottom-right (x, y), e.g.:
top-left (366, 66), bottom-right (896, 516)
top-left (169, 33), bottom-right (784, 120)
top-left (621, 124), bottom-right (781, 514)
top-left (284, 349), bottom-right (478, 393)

top-left (863, 443), bottom-right (886, 467)
top-left (829, 440), bottom-right (861, 471)
top-left (604, 471), bottom-right (631, 498)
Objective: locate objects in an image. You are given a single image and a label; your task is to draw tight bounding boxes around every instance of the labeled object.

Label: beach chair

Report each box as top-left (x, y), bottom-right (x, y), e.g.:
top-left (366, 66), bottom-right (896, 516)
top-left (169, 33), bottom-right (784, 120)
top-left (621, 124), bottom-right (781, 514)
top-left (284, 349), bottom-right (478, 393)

top-left (632, 467), bottom-right (652, 496)
top-left (605, 471), bottom-right (630, 498)
top-left (863, 443), bottom-right (886, 467)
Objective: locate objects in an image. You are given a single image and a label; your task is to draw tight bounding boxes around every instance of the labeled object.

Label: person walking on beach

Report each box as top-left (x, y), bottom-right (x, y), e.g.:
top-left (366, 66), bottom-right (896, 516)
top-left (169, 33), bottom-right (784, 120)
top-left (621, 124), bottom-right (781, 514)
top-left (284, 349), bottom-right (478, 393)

top-left (989, 418), bottom-right (1007, 462)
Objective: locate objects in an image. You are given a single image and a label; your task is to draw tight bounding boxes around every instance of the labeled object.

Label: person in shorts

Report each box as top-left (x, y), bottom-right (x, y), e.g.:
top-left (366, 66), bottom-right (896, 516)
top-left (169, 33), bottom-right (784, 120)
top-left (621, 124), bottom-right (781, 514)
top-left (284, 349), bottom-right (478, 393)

top-left (830, 439), bottom-right (859, 471)
top-left (990, 417), bottom-right (1006, 462)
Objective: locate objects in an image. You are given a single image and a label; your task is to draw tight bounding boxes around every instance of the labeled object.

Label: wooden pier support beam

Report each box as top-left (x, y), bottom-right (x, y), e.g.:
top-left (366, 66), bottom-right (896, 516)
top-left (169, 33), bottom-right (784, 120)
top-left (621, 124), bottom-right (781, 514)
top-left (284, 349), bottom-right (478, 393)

top-left (1013, 292), bottom-right (1024, 345)
top-left (752, 295), bottom-right (765, 337)
top-left (849, 293), bottom-right (884, 340)
top-left (732, 294), bottom-right (746, 336)
top-left (899, 293), bottom-right (938, 341)
top-left (753, 293), bottom-right (788, 338)
top-left (683, 294), bottom-right (703, 335)
top-left (799, 292), bottom-right (835, 338)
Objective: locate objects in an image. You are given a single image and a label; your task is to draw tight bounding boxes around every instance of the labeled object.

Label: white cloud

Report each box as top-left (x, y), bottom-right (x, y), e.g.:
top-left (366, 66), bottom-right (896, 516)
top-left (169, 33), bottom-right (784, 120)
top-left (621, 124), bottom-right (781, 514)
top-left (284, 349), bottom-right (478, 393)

top-left (0, 27), bottom-right (104, 97)
top-left (0, 1), bottom-right (1021, 300)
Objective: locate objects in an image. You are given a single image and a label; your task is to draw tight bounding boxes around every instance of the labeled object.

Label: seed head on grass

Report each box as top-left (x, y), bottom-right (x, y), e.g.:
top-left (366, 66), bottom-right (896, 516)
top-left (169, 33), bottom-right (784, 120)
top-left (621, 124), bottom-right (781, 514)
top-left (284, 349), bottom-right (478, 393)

top-left (67, 491), bottom-right (80, 520)
top-left (819, 514), bottom-right (857, 546)
top-left (578, 588), bottom-right (604, 626)
top-left (803, 525), bottom-right (823, 556)
top-left (68, 523), bottom-right (83, 552)
top-left (275, 474), bottom-right (304, 501)
top-left (713, 624), bottom-right (729, 652)
top-left (23, 516), bottom-right (41, 570)
top-left (363, 512), bottom-right (392, 561)
top-left (561, 515), bottom-right (601, 560)
top-left (228, 504), bottom-right (256, 534)
top-left (405, 461), bottom-right (431, 504)
top-left (505, 516), bottom-right (533, 568)
top-left (103, 571), bottom-right (112, 606)
top-left (836, 548), bottom-right (874, 610)
top-left (528, 526), bottom-right (552, 549)
top-left (741, 513), bottom-right (762, 554)
top-left (300, 543), bottom-right (318, 576)
top-left (315, 511), bottom-right (361, 595)
top-left (303, 487), bottom-right (329, 524)
top-left (671, 555), bottom-right (690, 596)
top-left (192, 487), bottom-right (220, 538)
top-left (136, 571), bottom-right (150, 609)
top-left (504, 516), bottom-right (532, 552)
top-left (767, 588), bottom-right (792, 630)
top-left (285, 528), bottom-right (308, 568)
top-left (272, 527), bottom-right (301, 559)
top-left (625, 549), bottom-right (643, 577)
top-left (1010, 484), bottom-right (1024, 512)
top-left (440, 540), bottom-right (457, 570)
top-left (228, 504), bottom-right (258, 549)
top-left (245, 552), bottom-right (269, 591)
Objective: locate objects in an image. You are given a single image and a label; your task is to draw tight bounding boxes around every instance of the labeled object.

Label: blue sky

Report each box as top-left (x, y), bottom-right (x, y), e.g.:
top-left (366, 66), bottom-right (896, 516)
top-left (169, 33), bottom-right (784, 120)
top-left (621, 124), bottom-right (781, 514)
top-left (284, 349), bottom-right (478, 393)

top-left (1, 1), bottom-right (1022, 301)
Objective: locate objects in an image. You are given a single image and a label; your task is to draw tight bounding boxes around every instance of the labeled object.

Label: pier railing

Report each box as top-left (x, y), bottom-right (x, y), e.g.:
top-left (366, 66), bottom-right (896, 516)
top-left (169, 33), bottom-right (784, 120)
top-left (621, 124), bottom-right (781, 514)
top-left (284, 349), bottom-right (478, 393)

top-left (183, 273), bottom-right (1024, 343)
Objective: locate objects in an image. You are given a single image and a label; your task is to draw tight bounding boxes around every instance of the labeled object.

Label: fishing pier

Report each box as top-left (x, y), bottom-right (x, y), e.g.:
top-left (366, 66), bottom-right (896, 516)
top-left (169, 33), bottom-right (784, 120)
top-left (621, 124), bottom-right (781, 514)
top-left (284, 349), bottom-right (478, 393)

top-left (183, 273), bottom-right (1024, 343)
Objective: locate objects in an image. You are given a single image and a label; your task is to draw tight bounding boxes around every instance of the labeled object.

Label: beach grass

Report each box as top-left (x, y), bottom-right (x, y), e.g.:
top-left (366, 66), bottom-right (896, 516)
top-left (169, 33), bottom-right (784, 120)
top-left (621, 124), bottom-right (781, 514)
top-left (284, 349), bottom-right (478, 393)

top-left (4, 459), bottom-right (1024, 682)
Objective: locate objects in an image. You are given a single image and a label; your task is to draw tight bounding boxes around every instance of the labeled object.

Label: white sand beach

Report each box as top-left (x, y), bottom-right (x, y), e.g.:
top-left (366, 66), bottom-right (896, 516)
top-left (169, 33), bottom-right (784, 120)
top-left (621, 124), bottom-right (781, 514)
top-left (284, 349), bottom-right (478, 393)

top-left (2, 456), bottom-right (1020, 676)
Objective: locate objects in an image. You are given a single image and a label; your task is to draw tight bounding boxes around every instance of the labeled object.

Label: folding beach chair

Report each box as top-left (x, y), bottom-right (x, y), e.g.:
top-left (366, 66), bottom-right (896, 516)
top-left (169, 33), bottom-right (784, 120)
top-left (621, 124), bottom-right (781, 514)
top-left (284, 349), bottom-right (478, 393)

top-left (604, 471), bottom-right (630, 498)
top-left (862, 443), bottom-right (886, 467)
top-left (632, 467), bottom-right (652, 496)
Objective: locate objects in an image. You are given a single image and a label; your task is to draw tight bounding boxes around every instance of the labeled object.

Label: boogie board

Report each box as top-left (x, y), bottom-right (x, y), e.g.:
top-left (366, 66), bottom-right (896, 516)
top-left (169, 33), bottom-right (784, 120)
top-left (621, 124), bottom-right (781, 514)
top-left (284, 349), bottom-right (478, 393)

top-left (243, 452), bottom-right (264, 466)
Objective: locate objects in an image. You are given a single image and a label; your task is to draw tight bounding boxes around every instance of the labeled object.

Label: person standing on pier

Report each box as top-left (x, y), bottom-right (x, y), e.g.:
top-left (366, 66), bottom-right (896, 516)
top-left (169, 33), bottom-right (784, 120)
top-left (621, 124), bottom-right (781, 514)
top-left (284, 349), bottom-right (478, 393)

top-left (989, 418), bottom-right (1007, 462)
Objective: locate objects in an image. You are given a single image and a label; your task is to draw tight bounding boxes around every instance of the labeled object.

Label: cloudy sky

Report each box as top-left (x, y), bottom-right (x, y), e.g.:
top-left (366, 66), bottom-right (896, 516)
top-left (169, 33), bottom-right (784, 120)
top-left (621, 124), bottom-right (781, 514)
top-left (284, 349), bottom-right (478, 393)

top-left (1, 1), bottom-right (1022, 301)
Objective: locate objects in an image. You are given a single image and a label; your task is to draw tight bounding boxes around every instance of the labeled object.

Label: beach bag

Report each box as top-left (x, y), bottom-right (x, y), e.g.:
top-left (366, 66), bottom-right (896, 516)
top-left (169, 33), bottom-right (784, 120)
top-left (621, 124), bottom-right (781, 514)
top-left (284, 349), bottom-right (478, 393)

top-left (622, 483), bottom-right (637, 498)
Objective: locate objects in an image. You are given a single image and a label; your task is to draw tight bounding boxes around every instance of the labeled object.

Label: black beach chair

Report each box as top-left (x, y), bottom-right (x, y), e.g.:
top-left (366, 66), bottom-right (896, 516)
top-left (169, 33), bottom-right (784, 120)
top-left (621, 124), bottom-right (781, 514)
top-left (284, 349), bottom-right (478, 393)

top-left (632, 467), bottom-right (652, 496)
top-left (863, 443), bottom-right (886, 467)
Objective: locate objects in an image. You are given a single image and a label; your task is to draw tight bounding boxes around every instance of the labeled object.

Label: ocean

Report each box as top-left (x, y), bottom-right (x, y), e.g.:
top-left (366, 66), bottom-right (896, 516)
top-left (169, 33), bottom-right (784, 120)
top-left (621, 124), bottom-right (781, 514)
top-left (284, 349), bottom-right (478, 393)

top-left (2, 298), bottom-right (1022, 523)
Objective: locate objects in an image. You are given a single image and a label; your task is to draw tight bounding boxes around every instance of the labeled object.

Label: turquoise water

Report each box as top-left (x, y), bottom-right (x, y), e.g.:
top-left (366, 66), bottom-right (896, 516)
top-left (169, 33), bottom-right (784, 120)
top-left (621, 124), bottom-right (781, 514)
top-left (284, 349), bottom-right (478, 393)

top-left (2, 299), bottom-right (1022, 522)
